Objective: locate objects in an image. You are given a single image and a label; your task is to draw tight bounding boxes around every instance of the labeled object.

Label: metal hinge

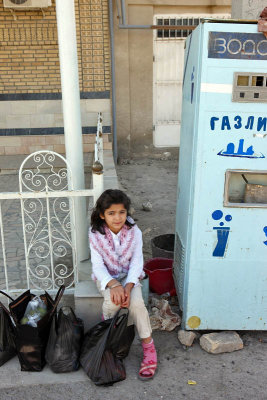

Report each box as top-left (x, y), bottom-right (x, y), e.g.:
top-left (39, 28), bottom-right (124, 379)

top-left (153, 55), bottom-right (155, 62)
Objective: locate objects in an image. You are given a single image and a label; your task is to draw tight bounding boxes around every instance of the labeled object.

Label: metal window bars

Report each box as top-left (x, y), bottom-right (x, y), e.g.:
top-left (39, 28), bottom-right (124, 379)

top-left (156, 17), bottom-right (201, 39)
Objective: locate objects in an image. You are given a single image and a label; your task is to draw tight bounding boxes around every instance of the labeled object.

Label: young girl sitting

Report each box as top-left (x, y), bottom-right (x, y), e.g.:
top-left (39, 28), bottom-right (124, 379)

top-left (89, 189), bottom-right (157, 380)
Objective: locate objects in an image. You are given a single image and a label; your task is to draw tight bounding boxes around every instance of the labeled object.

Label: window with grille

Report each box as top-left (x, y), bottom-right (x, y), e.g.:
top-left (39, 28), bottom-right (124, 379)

top-left (156, 17), bottom-right (201, 39)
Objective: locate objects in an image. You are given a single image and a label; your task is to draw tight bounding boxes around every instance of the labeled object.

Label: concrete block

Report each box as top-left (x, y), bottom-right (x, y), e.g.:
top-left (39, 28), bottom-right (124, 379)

top-left (54, 113), bottom-right (64, 127)
top-left (78, 259), bottom-right (92, 281)
top-left (44, 135), bottom-right (62, 145)
top-left (0, 102), bottom-right (13, 117)
top-left (81, 112), bottom-right (98, 126)
top-left (104, 142), bottom-right (112, 150)
top-left (103, 150), bottom-right (115, 163)
top-left (83, 144), bottom-right (94, 152)
top-left (53, 144), bottom-right (66, 154)
top-left (36, 100), bottom-right (62, 114)
top-left (5, 146), bottom-right (29, 155)
top-left (232, 0), bottom-right (266, 18)
top-left (178, 330), bottom-right (197, 347)
top-left (83, 98), bottom-right (111, 113)
top-left (74, 280), bottom-right (103, 332)
top-left (28, 145), bottom-right (54, 153)
top-left (20, 136), bottom-right (46, 146)
top-left (0, 358), bottom-right (88, 390)
top-left (104, 165), bottom-right (117, 177)
top-left (6, 115), bottom-right (30, 129)
top-left (82, 112), bottom-right (111, 127)
top-left (0, 136), bottom-right (22, 146)
top-left (200, 331), bottom-right (243, 354)
top-left (82, 134), bottom-right (95, 144)
top-left (59, 135), bottom-right (67, 144)
top-left (102, 133), bottom-right (111, 143)
top-left (102, 112), bottom-right (111, 126)
top-left (30, 114), bottom-right (55, 128)
top-left (104, 176), bottom-right (119, 190)
top-left (11, 100), bottom-right (37, 115)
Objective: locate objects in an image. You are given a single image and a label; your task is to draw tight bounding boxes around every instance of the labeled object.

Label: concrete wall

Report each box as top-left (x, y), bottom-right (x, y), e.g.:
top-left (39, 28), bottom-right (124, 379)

top-left (232, 0), bottom-right (266, 19)
top-left (113, 0), bottom-right (231, 156)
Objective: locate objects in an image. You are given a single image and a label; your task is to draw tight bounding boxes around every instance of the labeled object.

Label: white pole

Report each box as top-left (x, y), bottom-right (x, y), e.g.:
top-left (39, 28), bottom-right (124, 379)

top-left (56, 0), bottom-right (89, 261)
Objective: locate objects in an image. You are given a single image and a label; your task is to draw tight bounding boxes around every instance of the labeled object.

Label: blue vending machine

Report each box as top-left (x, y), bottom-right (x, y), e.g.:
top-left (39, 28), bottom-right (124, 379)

top-left (174, 20), bottom-right (267, 330)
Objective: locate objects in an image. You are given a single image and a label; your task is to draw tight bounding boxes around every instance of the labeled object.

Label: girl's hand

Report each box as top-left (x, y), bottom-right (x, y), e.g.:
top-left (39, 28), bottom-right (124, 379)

top-left (121, 283), bottom-right (134, 308)
top-left (110, 285), bottom-right (125, 305)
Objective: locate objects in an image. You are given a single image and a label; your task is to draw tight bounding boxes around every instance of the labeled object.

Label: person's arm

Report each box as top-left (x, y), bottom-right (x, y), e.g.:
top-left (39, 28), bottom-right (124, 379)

top-left (124, 226), bottom-right (144, 286)
top-left (122, 227), bottom-right (144, 307)
top-left (90, 244), bottom-right (125, 304)
top-left (90, 245), bottom-right (114, 290)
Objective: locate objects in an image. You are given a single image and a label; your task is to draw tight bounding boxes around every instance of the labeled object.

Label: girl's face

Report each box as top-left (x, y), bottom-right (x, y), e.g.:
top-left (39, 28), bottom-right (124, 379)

top-left (100, 203), bottom-right (127, 234)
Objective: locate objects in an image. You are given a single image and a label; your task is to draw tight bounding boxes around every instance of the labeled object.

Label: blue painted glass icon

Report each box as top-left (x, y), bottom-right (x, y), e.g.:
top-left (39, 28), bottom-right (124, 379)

top-left (217, 139), bottom-right (265, 159)
top-left (212, 210), bottom-right (232, 257)
top-left (263, 226), bottom-right (267, 246)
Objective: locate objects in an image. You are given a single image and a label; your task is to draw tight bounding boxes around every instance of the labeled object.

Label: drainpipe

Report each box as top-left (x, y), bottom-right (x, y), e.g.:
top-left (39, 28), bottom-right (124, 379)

top-left (56, 0), bottom-right (89, 262)
top-left (108, 0), bottom-right (118, 164)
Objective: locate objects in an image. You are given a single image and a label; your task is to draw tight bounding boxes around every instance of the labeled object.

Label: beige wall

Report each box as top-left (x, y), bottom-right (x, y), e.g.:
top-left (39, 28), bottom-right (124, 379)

top-left (114, 0), bottom-right (231, 155)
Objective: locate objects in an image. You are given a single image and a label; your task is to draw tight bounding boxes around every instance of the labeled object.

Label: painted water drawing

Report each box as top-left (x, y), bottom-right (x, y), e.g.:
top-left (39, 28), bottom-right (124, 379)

top-left (217, 139), bottom-right (265, 159)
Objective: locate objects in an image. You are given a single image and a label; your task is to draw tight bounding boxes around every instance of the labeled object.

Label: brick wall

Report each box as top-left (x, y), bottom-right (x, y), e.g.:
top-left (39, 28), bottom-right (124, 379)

top-left (0, 0), bottom-right (110, 94)
top-left (79, 0), bottom-right (110, 92)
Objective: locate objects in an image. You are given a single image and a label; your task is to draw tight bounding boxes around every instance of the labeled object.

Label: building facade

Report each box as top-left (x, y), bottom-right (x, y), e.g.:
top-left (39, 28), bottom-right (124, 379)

top-left (0, 0), bottom-right (111, 155)
top-left (113, 0), bottom-right (231, 155)
top-left (0, 0), bottom-right (231, 157)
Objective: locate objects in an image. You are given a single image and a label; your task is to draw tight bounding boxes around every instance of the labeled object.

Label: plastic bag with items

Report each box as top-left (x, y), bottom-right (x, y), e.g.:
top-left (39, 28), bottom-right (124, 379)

top-left (80, 308), bottom-right (135, 386)
top-left (45, 307), bottom-right (84, 373)
top-left (0, 299), bottom-right (16, 367)
top-left (2, 286), bottom-right (65, 371)
top-left (20, 296), bottom-right (47, 328)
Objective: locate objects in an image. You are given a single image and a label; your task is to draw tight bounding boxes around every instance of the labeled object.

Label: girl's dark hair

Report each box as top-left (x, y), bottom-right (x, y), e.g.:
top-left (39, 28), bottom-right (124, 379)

top-left (91, 189), bottom-right (134, 234)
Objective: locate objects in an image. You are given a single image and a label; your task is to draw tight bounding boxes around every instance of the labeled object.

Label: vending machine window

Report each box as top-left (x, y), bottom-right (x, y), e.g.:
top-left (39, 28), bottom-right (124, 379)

top-left (224, 170), bottom-right (267, 206)
top-left (233, 72), bottom-right (267, 102)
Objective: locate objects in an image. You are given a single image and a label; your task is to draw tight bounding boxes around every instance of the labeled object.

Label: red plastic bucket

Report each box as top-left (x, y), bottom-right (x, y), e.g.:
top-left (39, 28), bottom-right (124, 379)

top-left (143, 258), bottom-right (176, 296)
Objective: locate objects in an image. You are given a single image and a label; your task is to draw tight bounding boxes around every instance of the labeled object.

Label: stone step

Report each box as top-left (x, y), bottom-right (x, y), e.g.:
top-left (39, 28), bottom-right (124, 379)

top-left (74, 280), bottom-right (103, 332)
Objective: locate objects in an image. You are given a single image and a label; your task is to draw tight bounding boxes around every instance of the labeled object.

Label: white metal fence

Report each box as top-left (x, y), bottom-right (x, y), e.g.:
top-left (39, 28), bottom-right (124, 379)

top-left (0, 114), bottom-right (104, 295)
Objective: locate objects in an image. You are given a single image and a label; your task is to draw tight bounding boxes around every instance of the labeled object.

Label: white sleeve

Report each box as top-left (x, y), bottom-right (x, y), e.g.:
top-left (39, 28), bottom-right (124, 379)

top-left (90, 243), bottom-right (114, 291)
top-left (124, 226), bottom-right (144, 286)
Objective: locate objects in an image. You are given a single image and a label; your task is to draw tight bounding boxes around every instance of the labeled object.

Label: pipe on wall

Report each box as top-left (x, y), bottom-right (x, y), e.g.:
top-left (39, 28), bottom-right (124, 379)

top-left (108, 0), bottom-right (118, 164)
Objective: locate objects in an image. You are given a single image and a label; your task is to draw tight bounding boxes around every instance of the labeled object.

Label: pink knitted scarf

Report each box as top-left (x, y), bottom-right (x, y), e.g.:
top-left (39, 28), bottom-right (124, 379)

top-left (89, 224), bottom-right (137, 276)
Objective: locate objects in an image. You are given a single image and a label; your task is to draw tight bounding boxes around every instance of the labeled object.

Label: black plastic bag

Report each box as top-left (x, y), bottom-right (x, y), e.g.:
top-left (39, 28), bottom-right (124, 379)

top-left (0, 300), bottom-right (16, 367)
top-left (80, 308), bottom-right (135, 386)
top-left (0, 286), bottom-right (65, 372)
top-left (45, 306), bottom-right (84, 373)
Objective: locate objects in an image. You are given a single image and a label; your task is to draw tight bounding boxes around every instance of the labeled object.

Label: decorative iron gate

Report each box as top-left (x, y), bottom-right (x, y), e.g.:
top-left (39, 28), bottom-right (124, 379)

top-left (0, 150), bottom-right (98, 294)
